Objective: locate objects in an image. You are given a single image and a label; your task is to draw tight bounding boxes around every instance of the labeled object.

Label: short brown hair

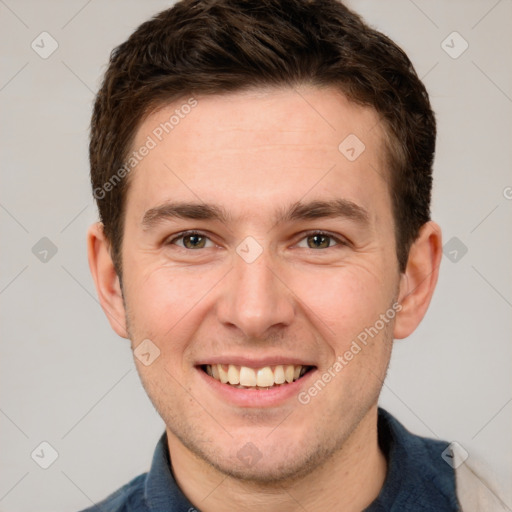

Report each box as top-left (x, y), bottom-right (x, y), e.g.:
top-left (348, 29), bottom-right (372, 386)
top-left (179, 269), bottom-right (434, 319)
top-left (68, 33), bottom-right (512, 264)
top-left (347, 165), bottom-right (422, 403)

top-left (90, 0), bottom-right (436, 278)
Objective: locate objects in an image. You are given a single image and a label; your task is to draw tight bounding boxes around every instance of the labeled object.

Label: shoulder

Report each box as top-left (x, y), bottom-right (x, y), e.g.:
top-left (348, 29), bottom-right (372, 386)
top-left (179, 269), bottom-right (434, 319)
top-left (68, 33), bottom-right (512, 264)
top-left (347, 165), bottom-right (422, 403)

top-left (378, 407), bottom-right (454, 479)
top-left (375, 408), bottom-right (459, 510)
top-left (77, 473), bottom-right (148, 512)
top-left (377, 409), bottom-right (510, 511)
top-left (452, 448), bottom-right (511, 512)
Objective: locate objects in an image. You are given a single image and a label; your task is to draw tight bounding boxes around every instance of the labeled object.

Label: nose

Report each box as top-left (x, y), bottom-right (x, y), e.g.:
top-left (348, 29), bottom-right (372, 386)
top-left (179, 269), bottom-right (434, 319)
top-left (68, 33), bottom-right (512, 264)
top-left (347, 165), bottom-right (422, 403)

top-left (216, 245), bottom-right (295, 339)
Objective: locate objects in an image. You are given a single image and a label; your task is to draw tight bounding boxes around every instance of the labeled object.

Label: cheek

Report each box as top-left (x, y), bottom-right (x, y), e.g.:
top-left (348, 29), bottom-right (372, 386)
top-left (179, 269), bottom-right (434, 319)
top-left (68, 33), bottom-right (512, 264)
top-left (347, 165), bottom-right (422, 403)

top-left (287, 263), bottom-right (392, 342)
top-left (123, 261), bottom-right (214, 344)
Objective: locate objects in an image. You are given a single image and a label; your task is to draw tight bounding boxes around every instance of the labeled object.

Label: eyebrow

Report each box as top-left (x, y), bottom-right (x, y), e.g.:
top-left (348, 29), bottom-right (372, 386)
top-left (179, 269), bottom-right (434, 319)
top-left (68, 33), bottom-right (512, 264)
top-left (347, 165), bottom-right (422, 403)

top-left (141, 198), bottom-right (370, 231)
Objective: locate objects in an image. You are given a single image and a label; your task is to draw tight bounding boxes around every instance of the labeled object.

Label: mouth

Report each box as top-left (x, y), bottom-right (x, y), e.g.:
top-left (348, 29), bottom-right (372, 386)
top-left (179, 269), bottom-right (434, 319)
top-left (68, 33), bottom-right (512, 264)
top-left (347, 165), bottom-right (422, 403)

top-left (200, 363), bottom-right (315, 390)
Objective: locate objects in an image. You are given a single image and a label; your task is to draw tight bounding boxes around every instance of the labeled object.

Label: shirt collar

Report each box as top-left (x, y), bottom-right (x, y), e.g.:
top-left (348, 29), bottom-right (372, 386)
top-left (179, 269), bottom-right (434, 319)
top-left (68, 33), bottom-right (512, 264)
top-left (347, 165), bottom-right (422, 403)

top-left (144, 431), bottom-right (195, 511)
top-left (365, 407), bottom-right (457, 510)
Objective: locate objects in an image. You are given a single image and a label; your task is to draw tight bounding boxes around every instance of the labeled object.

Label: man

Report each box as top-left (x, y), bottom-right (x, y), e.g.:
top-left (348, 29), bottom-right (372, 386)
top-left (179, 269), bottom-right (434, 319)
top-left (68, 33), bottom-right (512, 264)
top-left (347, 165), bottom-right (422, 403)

top-left (84, 0), bottom-right (506, 510)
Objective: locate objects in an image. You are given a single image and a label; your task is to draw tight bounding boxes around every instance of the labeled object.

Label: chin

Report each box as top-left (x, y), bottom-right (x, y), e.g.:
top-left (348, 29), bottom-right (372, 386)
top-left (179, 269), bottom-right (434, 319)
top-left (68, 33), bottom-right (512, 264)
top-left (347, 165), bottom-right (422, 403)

top-left (209, 452), bottom-right (321, 484)
top-left (187, 430), bottom-right (339, 485)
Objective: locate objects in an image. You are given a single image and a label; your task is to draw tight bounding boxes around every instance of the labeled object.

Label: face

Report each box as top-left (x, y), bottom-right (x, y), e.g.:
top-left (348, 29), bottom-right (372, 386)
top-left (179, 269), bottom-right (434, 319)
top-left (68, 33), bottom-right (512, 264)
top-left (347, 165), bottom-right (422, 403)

top-left (110, 86), bottom-right (404, 481)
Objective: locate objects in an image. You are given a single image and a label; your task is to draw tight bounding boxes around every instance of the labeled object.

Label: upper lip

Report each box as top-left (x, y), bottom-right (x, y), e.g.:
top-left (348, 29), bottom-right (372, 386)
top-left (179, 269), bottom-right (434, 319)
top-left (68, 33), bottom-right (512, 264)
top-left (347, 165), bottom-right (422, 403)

top-left (195, 356), bottom-right (316, 368)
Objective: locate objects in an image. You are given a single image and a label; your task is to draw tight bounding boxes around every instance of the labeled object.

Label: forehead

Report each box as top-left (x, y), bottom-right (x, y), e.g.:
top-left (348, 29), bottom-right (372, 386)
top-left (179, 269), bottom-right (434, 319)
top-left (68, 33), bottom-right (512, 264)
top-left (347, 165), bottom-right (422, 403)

top-left (125, 86), bottom-right (391, 224)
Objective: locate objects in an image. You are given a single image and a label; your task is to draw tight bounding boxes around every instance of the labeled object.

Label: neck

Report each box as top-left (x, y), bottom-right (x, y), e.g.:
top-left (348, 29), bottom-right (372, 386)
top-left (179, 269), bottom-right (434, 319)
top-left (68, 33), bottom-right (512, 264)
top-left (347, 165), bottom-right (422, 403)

top-left (167, 406), bottom-right (387, 512)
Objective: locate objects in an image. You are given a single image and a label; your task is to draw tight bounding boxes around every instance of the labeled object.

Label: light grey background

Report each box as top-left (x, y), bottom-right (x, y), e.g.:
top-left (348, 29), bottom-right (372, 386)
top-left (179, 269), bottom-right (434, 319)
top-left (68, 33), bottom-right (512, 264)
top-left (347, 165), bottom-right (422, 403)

top-left (1, 0), bottom-right (511, 510)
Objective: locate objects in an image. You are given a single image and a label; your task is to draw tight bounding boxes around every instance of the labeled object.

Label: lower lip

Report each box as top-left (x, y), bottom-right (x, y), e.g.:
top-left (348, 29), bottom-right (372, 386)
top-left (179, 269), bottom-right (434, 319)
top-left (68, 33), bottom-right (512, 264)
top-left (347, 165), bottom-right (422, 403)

top-left (196, 366), bottom-right (317, 407)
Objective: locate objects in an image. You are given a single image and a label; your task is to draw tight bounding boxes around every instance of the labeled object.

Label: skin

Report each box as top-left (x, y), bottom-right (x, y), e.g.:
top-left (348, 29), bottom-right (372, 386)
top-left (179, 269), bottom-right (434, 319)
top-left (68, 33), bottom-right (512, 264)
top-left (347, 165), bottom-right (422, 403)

top-left (88, 86), bottom-right (442, 511)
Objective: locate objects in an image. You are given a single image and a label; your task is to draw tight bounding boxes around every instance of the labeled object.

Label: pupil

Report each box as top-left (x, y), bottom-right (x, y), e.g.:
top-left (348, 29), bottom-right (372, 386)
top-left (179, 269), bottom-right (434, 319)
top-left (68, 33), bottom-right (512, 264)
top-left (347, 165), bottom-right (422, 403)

top-left (185, 234), bottom-right (204, 248)
top-left (309, 234), bottom-right (329, 249)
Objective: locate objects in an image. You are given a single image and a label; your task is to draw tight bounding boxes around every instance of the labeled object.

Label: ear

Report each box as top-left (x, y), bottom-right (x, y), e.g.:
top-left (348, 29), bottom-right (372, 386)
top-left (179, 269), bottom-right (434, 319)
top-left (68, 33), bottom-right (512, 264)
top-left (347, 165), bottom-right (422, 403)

top-left (87, 222), bottom-right (129, 339)
top-left (394, 221), bottom-right (442, 339)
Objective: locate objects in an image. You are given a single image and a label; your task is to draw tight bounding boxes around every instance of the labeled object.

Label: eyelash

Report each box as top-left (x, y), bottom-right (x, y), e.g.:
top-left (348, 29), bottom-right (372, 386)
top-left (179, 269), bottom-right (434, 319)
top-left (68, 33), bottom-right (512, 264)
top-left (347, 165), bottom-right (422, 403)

top-left (166, 230), bottom-right (348, 250)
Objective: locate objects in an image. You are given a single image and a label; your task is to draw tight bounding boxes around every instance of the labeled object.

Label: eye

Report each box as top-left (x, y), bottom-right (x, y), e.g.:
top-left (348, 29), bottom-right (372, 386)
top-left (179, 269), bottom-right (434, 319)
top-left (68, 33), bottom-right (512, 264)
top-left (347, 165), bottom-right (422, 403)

top-left (166, 230), bottom-right (347, 251)
top-left (296, 231), bottom-right (346, 249)
top-left (168, 231), bottom-right (215, 249)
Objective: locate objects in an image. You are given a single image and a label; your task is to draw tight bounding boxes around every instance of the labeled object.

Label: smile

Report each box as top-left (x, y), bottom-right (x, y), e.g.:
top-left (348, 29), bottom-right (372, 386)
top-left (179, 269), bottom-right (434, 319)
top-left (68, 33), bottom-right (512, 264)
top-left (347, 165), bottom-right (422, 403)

top-left (201, 364), bottom-right (314, 389)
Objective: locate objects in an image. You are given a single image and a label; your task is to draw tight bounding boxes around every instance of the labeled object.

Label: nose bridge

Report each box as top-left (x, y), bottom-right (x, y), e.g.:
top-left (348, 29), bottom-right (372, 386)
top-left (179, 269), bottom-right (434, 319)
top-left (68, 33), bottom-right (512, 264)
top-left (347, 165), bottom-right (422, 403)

top-left (217, 243), bottom-right (294, 338)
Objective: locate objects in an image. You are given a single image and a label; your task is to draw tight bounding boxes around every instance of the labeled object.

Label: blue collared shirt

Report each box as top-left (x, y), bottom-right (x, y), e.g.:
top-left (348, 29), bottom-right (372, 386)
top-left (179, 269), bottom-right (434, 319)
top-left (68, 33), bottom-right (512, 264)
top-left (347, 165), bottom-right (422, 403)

top-left (79, 408), bottom-right (461, 511)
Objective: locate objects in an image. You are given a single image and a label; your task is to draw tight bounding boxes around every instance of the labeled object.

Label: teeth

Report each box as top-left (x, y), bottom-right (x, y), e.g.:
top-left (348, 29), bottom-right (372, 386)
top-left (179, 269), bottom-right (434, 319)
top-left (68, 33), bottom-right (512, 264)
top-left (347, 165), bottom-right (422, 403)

top-left (204, 363), bottom-right (309, 388)
top-left (285, 365), bottom-right (294, 383)
top-left (274, 365), bottom-right (285, 384)
top-left (218, 364), bottom-right (229, 384)
top-left (239, 366), bottom-right (257, 386)
top-left (256, 367), bottom-right (274, 387)
top-left (228, 364), bottom-right (240, 385)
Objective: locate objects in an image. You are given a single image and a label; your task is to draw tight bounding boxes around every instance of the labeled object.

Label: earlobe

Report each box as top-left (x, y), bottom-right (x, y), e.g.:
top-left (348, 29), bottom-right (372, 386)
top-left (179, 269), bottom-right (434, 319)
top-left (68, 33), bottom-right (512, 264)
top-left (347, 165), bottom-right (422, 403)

top-left (87, 222), bottom-right (129, 339)
top-left (393, 221), bottom-right (442, 339)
